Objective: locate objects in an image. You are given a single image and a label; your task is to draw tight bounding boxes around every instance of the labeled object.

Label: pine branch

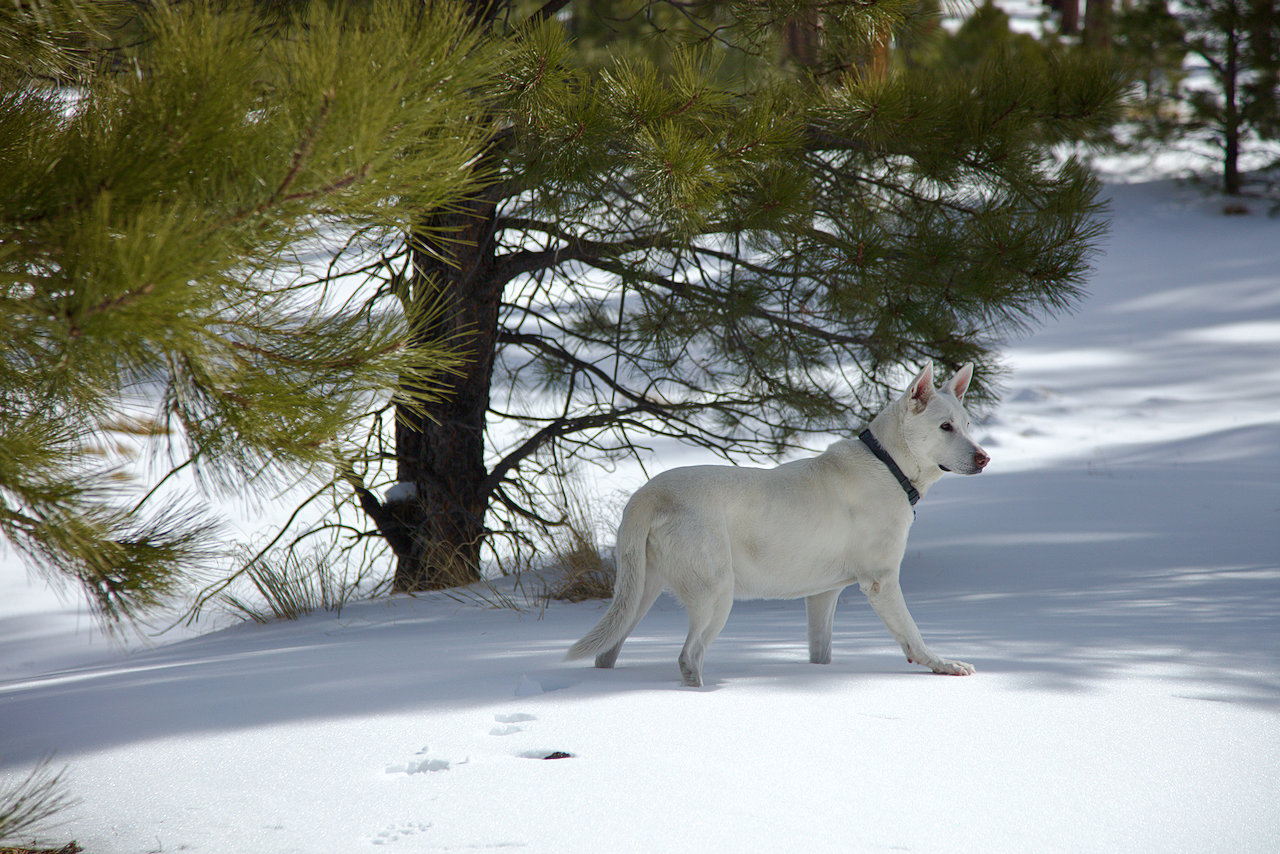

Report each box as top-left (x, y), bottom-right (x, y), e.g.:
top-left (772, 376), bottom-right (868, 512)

top-left (482, 405), bottom-right (649, 501)
top-left (584, 255), bottom-right (877, 350)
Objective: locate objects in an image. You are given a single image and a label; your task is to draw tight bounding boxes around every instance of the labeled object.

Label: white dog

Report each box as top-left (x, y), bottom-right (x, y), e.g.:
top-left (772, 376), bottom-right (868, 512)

top-left (568, 363), bottom-right (989, 687)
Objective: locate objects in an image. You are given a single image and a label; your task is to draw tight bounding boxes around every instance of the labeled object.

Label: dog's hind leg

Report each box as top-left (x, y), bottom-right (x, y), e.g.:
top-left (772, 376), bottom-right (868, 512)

top-left (675, 581), bottom-right (733, 688)
top-left (594, 570), bottom-right (665, 669)
top-left (863, 576), bottom-right (974, 675)
top-left (806, 587), bottom-right (844, 665)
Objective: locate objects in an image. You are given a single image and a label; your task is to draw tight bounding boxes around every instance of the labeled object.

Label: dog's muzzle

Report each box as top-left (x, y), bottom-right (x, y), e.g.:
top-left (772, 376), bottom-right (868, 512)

top-left (941, 449), bottom-right (990, 474)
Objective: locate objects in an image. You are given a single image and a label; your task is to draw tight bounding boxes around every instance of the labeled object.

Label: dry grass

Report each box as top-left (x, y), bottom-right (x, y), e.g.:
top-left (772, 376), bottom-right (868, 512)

top-left (546, 540), bottom-right (615, 602)
top-left (220, 545), bottom-right (365, 622)
top-left (543, 478), bottom-right (616, 603)
top-left (0, 759), bottom-right (76, 852)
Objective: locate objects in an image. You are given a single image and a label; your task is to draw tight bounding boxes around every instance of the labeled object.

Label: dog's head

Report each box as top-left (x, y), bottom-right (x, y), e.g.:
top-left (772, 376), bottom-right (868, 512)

top-left (900, 362), bottom-right (990, 475)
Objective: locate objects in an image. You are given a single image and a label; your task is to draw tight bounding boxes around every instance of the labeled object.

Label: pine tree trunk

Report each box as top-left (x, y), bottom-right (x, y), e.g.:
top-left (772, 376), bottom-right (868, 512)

top-left (784, 9), bottom-right (821, 67)
top-left (1050, 0), bottom-right (1080, 36)
top-left (390, 192), bottom-right (502, 591)
top-left (377, 0), bottom-right (505, 592)
top-left (1083, 0), bottom-right (1111, 50)
top-left (1222, 23), bottom-right (1241, 196)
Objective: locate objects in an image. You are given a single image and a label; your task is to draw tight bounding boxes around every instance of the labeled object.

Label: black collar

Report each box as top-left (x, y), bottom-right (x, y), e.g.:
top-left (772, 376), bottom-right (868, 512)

top-left (858, 429), bottom-right (920, 506)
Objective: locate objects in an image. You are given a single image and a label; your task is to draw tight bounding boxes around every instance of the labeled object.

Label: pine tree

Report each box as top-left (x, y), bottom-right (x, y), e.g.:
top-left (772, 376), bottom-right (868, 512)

top-left (1083, 0), bottom-right (1113, 50)
top-left (1114, 0), bottom-right (1187, 110)
top-left (1113, 0), bottom-right (1279, 196)
top-left (355, 0), bottom-right (1128, 589)
top-left (0, 0), bottom-right (489, 620)
top-left (1182, 0), bottom-right (1280, 194)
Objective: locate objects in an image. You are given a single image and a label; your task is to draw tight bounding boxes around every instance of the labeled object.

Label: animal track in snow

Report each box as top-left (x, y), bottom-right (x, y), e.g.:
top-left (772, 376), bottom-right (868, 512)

top-left (489, 712), bottom-right (537, 735)
top-left (371, 821), bottom-right (432, 845)
top-left (514, 673), bottom-right (576, 696)
top-left (488, 712), bottom-right (573, 759)
top-left (384, 713), bottom-right (570, 779)
top-left (494, 712), bottom-right (537, 724)
top-left (384, 746), bottom-right (460, 775)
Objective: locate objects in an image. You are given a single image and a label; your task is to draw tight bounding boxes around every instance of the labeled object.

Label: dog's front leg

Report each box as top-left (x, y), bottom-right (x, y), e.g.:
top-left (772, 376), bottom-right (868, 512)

top-left (861, 576), bottom-right (974, 675)
top-left (805, 588), bottom-right (844, 664)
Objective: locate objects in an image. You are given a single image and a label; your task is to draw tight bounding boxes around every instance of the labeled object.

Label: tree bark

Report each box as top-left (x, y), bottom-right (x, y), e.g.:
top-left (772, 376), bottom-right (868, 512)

top-left (1222, 21), bottom-right (1241, 195)
top-left (1083, 0), bottom-right (1111, 50)
top-left (1049, 0), bottom-right (1080, 36)
top-left (388, 191), bottom-right (503, 591)
top-left (370, 0), bottom-right (511, 592)
top-left (784, 9), bottom-right (821, 68)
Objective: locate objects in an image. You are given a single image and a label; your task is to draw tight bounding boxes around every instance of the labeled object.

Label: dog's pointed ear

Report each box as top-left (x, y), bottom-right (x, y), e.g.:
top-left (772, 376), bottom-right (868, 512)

top-left (906, 362), bottom-right (935, 412)
top-left (945, 363), bottom-right (974, 401)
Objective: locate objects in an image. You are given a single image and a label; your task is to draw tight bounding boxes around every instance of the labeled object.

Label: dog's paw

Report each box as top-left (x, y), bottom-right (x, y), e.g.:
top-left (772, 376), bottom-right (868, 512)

top-left (928, 657), bottom-right (975, 676)
top-left (907, 654), bottom-right (974, 675)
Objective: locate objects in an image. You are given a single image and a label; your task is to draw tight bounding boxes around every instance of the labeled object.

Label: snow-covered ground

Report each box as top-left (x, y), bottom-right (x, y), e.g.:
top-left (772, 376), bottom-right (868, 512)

top-left (2, 175), bottom-right (1278, 853)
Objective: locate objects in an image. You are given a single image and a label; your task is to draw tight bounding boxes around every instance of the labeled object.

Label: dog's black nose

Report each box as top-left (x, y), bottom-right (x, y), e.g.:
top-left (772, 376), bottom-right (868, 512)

top-left (974, 450), bottom-right (990, 471)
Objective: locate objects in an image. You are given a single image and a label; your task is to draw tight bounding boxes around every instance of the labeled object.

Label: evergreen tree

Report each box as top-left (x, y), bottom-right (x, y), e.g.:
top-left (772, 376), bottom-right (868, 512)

top-left (1083, 0), bottom-right (1113, 51)
top-left (0, 0), bottom-right (489, 620)
top-left (1046, 0), bottom-right (1081, 37)
top-left (1114, 0), bottom-right (1187, 111)
top-left (1182, 0), bottom-right (1280, 194)
top-left (906, 1), bottom-right (1048, 70)
top-left (354, 0), bottom-right (1128, 590)
top-left (1113, 0), bottom-right (1279, 195)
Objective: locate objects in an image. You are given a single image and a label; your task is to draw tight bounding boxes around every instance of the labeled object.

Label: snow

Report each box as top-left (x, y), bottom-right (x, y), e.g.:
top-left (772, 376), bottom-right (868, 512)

top-left (384, 481), bottom-right (419, 504)
top-left (3, 176), bottom-right (1280, 853)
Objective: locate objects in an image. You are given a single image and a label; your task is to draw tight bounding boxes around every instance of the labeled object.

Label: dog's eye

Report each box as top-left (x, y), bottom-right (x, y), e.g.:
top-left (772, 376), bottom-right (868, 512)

top-left (940, 422), bottom-right (954, 432)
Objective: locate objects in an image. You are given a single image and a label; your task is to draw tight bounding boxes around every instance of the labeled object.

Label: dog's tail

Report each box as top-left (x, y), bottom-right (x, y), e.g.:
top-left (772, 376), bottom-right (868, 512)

top-left (565, 491), bottom-right (655, 663)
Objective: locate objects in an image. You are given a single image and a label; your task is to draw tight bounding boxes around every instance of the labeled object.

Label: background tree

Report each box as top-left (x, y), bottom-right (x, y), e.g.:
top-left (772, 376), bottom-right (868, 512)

top-left (1046, 0), bottom-right (1081, 36)
top-left (1182, 0), bottom-right (1280, 195)
top-left (1111, 0), bottom-right (1279, 196)
top-left (0, 0), bottom-right (489, 621)
top-left (353, 0), bottom-right (1128, 590)
top-left (1083, 0), bottom-right (1113, 50)
top-left (1114, 0), bottom-right (1187, 110)
top-left (905, 1), bottom-right (1049, 69)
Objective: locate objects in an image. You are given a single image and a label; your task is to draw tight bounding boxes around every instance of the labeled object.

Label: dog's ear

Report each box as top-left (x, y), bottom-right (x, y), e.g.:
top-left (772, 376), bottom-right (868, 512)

top-left (944, 363), bottom-right (974, 401)
top-left (906, 362), bottom-right (935, 412)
